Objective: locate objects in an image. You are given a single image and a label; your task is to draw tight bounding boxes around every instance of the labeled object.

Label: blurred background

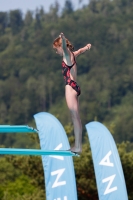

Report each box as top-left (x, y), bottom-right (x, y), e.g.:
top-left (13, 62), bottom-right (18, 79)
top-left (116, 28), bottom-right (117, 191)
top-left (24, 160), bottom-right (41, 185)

top-left (0, 0), bottom-right (133, 199)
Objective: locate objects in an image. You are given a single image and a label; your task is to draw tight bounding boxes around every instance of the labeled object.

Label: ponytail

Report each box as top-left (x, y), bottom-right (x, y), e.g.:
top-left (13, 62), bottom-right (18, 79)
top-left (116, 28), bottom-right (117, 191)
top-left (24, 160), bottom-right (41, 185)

top-left (66, 39), bottom-right (74, 51)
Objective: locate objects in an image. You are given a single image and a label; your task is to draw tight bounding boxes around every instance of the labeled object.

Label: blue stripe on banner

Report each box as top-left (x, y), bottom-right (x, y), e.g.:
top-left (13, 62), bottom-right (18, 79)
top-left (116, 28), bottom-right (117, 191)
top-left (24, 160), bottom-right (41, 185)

top-left (34, 112), bottom-right (78, 200)
top-left (86, 121), bottom-right (128, 200)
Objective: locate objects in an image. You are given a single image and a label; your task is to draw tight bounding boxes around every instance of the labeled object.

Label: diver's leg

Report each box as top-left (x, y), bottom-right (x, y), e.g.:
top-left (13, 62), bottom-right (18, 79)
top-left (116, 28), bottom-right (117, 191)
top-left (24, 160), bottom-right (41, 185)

top-left (65, 85), bottom-right (82, 153)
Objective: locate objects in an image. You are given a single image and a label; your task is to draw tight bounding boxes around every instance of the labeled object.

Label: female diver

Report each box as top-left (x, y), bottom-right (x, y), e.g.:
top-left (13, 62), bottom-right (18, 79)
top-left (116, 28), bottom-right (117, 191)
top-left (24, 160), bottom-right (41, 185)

top-left (53, 32), bottom-right (91, 154)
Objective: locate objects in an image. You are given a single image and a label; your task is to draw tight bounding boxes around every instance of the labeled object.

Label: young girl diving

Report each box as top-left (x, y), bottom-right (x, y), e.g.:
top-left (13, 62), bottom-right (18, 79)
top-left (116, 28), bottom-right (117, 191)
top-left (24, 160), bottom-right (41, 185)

top-left (53, 33), bottom-right (91, 154)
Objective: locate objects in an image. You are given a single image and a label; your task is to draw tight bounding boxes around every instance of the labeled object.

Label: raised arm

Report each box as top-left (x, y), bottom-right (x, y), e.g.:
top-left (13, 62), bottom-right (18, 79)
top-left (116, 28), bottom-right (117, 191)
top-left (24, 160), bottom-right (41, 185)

top-left (74, 44), bottom-right (91, 57)
top-left (59, 33), bottom-right (68, 55)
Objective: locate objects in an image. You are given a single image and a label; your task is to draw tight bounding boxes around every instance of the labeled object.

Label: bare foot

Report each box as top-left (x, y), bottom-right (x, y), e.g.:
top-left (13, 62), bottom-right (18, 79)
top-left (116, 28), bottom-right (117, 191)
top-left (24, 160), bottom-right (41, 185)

top-left (70, 146), bottom-right (82, 154)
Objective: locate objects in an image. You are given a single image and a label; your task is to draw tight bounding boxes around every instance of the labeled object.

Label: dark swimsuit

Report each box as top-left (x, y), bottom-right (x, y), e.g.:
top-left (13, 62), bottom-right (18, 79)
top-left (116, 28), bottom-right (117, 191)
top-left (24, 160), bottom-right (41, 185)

top-left (62, 53), bottom-right (81, 96)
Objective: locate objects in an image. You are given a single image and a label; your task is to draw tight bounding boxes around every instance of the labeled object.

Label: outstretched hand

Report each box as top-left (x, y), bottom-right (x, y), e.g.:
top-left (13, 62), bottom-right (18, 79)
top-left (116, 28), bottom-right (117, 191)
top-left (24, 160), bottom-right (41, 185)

top-left (86, 44), bottom-right (91, 50)
top-left (59, 32), bottom-right (65, 39)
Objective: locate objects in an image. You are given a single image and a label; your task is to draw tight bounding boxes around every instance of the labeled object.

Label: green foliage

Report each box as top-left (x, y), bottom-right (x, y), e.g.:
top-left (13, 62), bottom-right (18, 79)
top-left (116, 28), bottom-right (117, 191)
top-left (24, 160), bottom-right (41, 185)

top-left (62, 0), bottom-right (74, 16)
top-left (3, 175), bottom-right (35, 195)
top-left (0, 12), bottom-right (8, 34)
top-left (1, 190), bottom-right (45, 200)
top-left (6, 155), bottom-right (44, 188)
top-left (0, 157), bottom-right (20, 184)
top-left (10, 10), bottom-right (23, 34)
top-left (0, 156), bottom-right (45, 200)
top-left (104, 92), bottom-right (133, 142)
top-left (117, 142), bottom-right (133, 200)
top-left (0, 36), bottom-right (10, 52)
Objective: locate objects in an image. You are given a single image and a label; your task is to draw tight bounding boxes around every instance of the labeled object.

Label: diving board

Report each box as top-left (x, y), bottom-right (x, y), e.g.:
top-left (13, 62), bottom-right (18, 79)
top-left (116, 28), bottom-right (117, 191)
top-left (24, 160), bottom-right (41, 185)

top-left (0, 125), bottom-right (38, 133)
top-left (0, 148), bottom-right (79, 156)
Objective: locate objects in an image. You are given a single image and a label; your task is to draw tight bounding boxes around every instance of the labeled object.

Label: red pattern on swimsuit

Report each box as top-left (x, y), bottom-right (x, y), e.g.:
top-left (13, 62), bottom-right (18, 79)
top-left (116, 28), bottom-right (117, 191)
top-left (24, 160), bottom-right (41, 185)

top-left (61, 59), bottom-right (81, 96)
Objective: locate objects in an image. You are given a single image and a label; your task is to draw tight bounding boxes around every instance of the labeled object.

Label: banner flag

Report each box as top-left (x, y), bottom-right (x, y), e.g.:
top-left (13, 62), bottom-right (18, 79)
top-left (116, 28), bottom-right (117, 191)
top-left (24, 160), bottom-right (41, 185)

top-left (85, 121), bottom-right (128, 200)
top-left (34, 112), bottom-right (77, 200)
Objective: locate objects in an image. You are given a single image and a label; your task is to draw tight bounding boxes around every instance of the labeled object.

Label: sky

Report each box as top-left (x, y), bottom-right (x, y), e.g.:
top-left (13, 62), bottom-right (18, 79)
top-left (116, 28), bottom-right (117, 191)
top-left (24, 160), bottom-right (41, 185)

top-left (0, 0), bottom-right (89, 15)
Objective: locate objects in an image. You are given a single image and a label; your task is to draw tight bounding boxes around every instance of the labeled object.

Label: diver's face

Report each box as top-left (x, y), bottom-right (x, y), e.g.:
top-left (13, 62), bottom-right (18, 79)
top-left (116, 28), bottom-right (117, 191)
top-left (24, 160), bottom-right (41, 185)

top-left (53, 46), bottom-right (63, 56)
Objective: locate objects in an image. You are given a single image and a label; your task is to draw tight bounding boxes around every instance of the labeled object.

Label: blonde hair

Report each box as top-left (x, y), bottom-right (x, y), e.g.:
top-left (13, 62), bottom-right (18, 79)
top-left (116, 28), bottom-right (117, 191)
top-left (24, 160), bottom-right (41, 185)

top-left (53, 36), bottom-right (74, 51)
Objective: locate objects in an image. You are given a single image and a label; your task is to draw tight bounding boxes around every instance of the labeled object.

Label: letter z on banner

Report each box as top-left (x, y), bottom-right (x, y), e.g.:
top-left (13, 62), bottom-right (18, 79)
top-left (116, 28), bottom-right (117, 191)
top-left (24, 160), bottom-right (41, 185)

top-left (34, 112), bottom-right (77, 200)
top-left (85, 121), bottom-right (128, 200)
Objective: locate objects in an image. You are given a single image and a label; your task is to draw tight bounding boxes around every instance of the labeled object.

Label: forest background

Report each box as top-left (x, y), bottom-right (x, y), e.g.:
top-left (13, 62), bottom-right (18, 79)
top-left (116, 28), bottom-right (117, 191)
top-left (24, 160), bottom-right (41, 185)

top-left (0, 0), bottom-right (133, 199)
